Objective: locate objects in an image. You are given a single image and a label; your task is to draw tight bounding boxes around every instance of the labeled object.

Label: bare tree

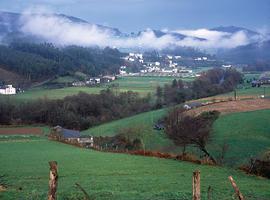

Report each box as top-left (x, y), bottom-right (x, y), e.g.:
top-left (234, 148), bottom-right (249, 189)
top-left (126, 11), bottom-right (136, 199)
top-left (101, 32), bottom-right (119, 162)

top-left (164, 108), bottom-right (219, 163)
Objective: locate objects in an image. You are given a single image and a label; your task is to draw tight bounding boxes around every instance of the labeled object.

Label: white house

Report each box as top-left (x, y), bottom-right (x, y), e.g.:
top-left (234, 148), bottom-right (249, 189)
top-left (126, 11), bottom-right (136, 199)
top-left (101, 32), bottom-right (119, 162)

top-left (86, 78), bottom-right (101, 84)
top-left (0, 85), bottom-right (16, 95)
top-left (222, 65), bottom-right (232, 68)
top-left (167, 55), bottom-right (173, 60)
top-left (155, 62), bottom-right (161, 66)
top-left (202, 57), bottom-right (208, 60)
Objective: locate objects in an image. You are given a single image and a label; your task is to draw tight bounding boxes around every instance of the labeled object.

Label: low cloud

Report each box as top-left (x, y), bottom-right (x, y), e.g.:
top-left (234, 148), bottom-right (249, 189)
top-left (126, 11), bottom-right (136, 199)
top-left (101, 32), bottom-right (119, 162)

top-left (174, 29), bottom-right (250, 49)
top-left (19, 12), bottom-right (254, 50)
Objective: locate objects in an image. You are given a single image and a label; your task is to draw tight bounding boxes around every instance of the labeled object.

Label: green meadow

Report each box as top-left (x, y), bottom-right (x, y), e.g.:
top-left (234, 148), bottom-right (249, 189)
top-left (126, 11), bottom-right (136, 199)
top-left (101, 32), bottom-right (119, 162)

top-left (1, 138), bottom-right (270, 200)
top-left (83, 108), bottom-right (270, 167)
top-left (5, 76), bottom-right (186, 101)
top-left (2, 71), bottom-right (265, 101)
top-left (209, 109), bottom-right (270, 166)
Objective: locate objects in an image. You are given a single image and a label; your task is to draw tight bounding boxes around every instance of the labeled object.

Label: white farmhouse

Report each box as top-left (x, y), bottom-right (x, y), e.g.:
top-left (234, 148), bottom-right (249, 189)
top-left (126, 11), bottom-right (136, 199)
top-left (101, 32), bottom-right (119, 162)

top-left (0, 85), bottom-right (16, 95)
top-left (167, 55), bottom-right (173, 60)
top-left (222, 65), bottom-right (232, 68)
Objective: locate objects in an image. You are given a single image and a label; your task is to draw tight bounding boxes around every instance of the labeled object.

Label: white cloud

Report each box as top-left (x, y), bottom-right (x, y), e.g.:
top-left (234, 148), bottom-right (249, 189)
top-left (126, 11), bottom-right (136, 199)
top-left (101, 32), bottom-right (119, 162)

top-left (19, 11), bottom-right (254, 50)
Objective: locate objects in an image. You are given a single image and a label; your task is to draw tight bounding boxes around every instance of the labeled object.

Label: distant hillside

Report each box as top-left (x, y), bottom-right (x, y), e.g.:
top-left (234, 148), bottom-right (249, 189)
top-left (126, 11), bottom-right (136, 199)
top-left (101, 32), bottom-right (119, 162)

top-left (0, 67), bottom-right (29, 87)
top-left (217, 40), bottom-right (270, 64)
top-left (211, 26), bottom-right (260, 37)
top-left (0, 11), bottom-right (122, 43)
top-left (0, 42), bottom-right (124, 82)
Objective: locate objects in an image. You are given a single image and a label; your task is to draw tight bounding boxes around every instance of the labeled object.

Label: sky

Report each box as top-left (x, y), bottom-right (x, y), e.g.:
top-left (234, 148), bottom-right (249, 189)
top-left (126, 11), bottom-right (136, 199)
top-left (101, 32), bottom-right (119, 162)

top-left (0, 0), bottom-right (269, 33)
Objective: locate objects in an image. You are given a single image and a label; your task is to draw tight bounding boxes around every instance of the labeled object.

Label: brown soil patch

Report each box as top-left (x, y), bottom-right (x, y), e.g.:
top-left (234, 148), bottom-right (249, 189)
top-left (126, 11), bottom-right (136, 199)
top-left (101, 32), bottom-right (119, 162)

top-left (186, 98), bottom-right (270, 116)
top-left (0, 127), bottom-right (43, 135)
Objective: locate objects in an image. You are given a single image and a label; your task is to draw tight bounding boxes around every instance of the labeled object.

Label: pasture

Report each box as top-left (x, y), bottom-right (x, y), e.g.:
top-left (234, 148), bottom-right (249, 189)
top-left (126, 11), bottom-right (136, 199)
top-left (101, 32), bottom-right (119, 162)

top-left (83, 102), bottom-right (270, 166)
top-left (209, 109), bottom-right (270, 166)
top-left (7, 76), bottom-right (184, 101)
top-left (82, 108), bottom-right (175, 151)
top-left (1, 138), bottom-right (270, 200)
top-left (205, 72), bottom-right (269, 100)
top-left (3, 71), bottom-right (266, 101)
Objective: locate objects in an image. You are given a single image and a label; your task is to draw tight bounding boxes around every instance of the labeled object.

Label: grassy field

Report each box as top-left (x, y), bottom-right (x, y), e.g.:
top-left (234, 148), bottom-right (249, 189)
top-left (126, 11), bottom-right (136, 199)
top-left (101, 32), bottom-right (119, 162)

top-left (83, 107), bottom-right (270, 166)
top-left (2, 71), bottom-right (265, 101)
top-left (1, 138), bottom-right (270, 200)
top-left (82, 108), bottom-right (176, 152)
top-left (10, 87), bottom-right (103, 101)
top-left (208, 72), bottom-right (269, 100)
top-left (209, 109), bottom-right (270, 166)
top-left (4, 76), bottom-right (185, 101)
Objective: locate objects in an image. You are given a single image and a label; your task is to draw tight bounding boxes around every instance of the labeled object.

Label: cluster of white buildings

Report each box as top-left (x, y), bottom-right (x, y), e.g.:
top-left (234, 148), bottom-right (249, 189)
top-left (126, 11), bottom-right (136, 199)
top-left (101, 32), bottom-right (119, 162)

top-left (72, 76), bottom-right (116, 87)
top-left (0, 85), bottom-right (16, 95)
top-left (124, 53), bottom-right (144, 63)
top-left (122, 52), bottom-right (203, 77)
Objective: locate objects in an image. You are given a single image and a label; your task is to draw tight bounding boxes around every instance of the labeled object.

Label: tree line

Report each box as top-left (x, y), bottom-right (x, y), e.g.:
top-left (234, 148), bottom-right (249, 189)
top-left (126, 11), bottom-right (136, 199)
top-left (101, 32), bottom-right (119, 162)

top-left (0, 90), bottom-right (152, 130)
top-left (0, 42), bottom-right (124, 81)
top-left (155, 68), bottom-right (243, 107)
top-left (242, 62), bottom-right (270, 72)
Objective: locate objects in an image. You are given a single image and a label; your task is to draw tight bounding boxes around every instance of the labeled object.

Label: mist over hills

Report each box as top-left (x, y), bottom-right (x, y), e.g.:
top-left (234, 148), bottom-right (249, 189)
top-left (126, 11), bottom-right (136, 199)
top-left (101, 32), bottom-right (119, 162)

top-left (0, 10), bottom-right (269, 64)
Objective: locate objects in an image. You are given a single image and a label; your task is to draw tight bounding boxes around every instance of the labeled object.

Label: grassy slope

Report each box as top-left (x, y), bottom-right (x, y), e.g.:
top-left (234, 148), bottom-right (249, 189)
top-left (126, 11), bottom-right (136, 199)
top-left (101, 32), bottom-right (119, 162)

top-left (83, 107), bottom-right (270, 166)
top-left (209, 109), bottom-right (270, 166)
top-left (0, 139), bottom-right (270, 200)
top-left (82, 108), bottom-right (175, 151)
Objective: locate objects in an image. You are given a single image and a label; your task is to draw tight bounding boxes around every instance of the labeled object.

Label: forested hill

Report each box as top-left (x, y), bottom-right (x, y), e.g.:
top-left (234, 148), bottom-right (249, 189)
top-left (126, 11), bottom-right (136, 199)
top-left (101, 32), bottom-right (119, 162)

top-left (0, 42), bottom-right (124, 82)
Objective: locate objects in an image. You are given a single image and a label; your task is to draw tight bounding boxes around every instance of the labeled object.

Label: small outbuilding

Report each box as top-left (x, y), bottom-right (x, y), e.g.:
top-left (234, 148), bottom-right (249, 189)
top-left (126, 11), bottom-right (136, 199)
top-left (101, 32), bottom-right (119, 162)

top-left (183, 102), bottom-right (203, 110)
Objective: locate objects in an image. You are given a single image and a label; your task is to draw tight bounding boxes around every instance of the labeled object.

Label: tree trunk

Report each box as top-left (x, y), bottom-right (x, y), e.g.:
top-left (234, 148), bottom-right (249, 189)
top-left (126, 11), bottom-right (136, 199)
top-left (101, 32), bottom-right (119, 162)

top-left (192, 170), bottom-right (200, 200)
top-left (182, 145), bottom-right (186, 156)
top-left (48, 161), bottom-right (58, 200)
top-left (200, 146), bottom-right (216, 164)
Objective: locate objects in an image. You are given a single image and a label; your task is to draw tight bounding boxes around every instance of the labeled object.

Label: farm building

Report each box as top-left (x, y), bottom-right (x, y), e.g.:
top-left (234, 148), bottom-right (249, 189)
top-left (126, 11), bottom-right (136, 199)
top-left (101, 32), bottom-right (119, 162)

top-left (257, 72), bottom-right (270, 85)
top-left (86, 77), bottom-right (101, 85)
top-left (72, 81), bottom-right (86, 87)
top-left (183, 102), bottom-right (203, 110)
top-left (102, 75), bottom-right (116, 83)
top-left (78, 136), bottom-right (94, 148)
top-left (251, 80), bottom-right (261, 87)
top-left (0, 85), bottom-right (16, 95)
top-left (50, 126), bottom-right (94, 147)
top-left (51, 125), bottom-right (81, 142)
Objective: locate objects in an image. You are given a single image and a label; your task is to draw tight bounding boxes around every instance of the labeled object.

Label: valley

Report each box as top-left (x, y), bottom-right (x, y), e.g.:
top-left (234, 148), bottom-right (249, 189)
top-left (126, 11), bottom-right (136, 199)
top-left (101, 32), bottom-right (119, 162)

top-left (0, 4), bottom-right (270, 200)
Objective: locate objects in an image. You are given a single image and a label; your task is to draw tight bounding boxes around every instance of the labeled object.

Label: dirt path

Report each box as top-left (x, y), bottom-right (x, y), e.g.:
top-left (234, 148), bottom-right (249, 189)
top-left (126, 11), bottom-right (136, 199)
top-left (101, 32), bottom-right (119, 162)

top-left (186, 98), bottom-right (270, 116)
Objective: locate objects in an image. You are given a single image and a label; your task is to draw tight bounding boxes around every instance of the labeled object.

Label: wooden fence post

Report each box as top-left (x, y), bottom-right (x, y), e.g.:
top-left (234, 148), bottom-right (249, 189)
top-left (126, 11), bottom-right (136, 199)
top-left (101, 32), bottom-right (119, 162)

top-left (207, 186), bottom-right (212, 200)
top-left (192, 170), bottom-right (201, 200)
top-left (48, 161), bottom-right (58, 200)
top-left (228, 176), bottom-right (245, 200)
